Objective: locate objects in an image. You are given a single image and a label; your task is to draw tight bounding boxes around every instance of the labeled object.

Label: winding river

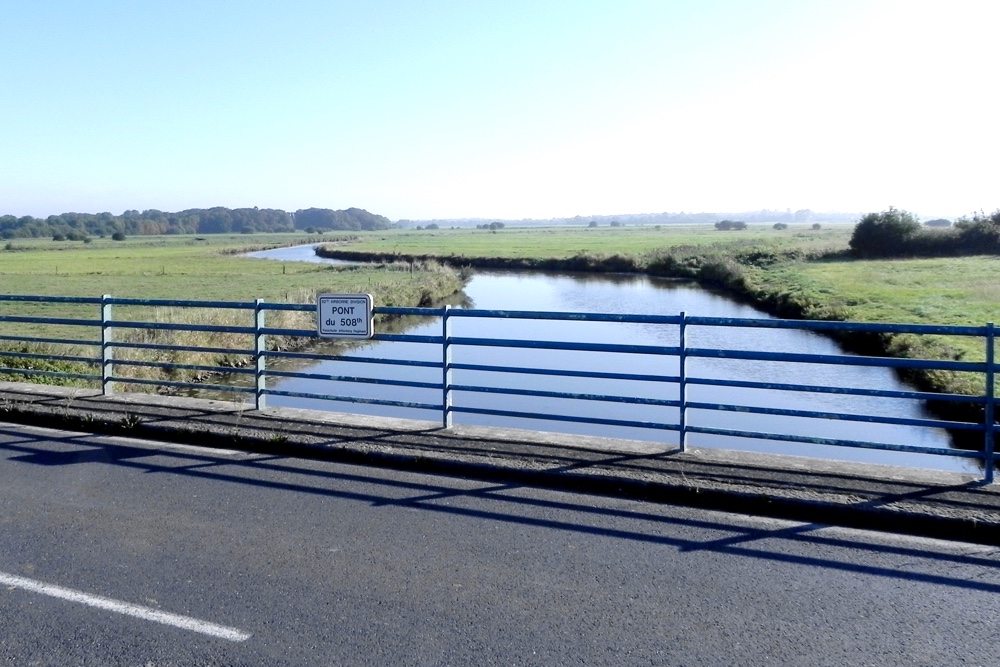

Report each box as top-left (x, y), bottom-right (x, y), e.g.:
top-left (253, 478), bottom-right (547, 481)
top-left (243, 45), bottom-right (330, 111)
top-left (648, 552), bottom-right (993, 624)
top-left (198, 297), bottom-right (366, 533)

top-left (244, 245), bottom-right (972, 474)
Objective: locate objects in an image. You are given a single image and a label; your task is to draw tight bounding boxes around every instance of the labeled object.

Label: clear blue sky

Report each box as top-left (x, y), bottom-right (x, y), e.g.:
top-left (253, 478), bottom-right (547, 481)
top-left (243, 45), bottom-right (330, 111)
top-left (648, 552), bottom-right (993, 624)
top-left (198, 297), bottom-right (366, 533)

top-left (2, 0), bottom-right (996, 221)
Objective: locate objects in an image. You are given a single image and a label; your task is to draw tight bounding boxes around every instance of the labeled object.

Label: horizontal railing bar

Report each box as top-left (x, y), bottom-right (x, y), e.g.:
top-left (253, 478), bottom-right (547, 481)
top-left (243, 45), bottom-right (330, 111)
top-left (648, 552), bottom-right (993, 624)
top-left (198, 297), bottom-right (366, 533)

top-left (451, 383), bottom-right (681, 408)
top-left (110, 341), bottom-right (252, 356)
top-left (686, 346), bottom-right (984, 373)
top-left (450, 362), bottom-right (679, 384)
top-left (373, 333), bottom-right (444, 345)
top-left (688, 425), bottom-right (984, 458)
top-left (265, 350), bottom-right (442, 369)
top-left (257, 327), bottom-right (316, 338)
top-left (449, 405), bottom-right (681, 431)
top-left (106, 320), bottom-right (256, 336)
top-left (258, 303), bottom-right (315, 313)
top-left (262, 389), bottom-right (440, 412)
top-left (375, 306), bottom-right (440, 317)
top-left (0, 334), bottom-right (101, 347)
top-left (686, 401), bottom-right (980, 431)
top-left (687, 377), bottom-right (984, 404)
top-left (450, 336), bottom-right (679, 356)
top-left (106, 297), bottom-right (257, 309)
top-left (265, 370), bottom-right (441, 390)
top-left (0, 315), bottom-right (98, 327)
top-left (684, 316), bottom-right (987, 337)
top-left (110, 376), bottom-right (254, 393)
top-left (111, 359), bottom-right (255, 375)
top-left (0, 294), bottom-right (103, 305)
top-left (449, 308), bottom-right (684, 325)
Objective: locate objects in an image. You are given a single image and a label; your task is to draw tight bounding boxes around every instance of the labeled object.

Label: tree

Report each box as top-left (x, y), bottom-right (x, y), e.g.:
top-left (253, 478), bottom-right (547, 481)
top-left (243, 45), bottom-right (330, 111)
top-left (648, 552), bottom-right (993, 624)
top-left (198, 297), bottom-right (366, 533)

top-left (849, 207), bottom-right (921, 257)
top-left (715, 220), bottom-right (747, 231)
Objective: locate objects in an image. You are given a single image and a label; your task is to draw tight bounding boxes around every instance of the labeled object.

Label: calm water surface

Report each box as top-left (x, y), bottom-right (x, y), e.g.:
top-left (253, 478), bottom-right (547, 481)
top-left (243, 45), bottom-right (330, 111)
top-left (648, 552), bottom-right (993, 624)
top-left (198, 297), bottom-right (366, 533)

top-left (244, 246), bottom-right (973, 474)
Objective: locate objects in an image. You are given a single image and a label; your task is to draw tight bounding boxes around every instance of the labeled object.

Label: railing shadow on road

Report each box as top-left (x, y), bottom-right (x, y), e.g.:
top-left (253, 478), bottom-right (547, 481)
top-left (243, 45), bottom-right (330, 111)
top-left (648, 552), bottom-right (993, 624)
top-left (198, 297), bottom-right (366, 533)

top-left (2, 424), bottom-right (999, 597)
top-left (10, 389), bottom-right (997, 521)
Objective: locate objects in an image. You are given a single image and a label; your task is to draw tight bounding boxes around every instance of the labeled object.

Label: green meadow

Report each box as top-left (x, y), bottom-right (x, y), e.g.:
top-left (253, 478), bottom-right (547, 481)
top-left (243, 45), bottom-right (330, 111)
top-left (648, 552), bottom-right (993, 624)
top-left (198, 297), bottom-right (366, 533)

top-left (335, 223), bottom-right (853, 259)
top-left (0, 233), bottom-right (467, 388)
top-left (0, 233), bottom-right (464, 317)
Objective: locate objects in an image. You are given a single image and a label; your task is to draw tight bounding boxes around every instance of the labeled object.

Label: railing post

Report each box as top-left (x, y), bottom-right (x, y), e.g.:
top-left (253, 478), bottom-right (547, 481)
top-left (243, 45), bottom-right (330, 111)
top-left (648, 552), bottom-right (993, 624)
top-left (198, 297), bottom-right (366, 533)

top-left (101, 294), bottom-right (114, 396)
top-left (985, 322), bottom-right (995, 483)
top-left (254, 299), bottom-right (267, 411)
top-left (442, 305), bottom-right (453, 428)
top-left (678, 311), bottom-right (687, 453)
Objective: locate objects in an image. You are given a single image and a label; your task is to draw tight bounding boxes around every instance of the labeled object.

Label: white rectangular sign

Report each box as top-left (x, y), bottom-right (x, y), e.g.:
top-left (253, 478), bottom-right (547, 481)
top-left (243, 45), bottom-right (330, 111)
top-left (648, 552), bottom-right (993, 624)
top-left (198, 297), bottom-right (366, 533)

top-left (316, 293), bottom-right (373, 338)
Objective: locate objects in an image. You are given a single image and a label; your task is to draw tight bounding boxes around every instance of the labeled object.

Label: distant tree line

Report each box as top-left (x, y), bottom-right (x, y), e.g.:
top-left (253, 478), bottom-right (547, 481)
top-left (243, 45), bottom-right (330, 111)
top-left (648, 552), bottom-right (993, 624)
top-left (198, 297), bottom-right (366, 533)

top-left (850, 208), bottom-right (1000, 257)
top-left (0, 206), bottom-right (392, 239)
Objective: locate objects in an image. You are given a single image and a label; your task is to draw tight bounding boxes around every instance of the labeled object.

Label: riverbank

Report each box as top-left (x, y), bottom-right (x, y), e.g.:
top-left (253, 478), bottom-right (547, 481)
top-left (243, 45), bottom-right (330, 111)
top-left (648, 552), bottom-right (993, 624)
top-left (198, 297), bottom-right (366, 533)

top-left (315, 239), bottom-right (996, 429)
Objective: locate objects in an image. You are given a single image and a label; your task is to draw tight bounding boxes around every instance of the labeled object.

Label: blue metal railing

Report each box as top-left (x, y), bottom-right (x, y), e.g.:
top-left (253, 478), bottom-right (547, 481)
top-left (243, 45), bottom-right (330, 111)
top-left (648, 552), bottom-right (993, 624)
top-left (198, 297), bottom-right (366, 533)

top-left (0, 294), bottom-right (995, 481)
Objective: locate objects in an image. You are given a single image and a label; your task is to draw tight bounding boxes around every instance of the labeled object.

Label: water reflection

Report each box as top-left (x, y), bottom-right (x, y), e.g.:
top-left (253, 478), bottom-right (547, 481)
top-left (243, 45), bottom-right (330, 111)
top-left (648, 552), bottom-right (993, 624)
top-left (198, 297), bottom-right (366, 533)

top-left (235, 247), bottom-right (973, 474)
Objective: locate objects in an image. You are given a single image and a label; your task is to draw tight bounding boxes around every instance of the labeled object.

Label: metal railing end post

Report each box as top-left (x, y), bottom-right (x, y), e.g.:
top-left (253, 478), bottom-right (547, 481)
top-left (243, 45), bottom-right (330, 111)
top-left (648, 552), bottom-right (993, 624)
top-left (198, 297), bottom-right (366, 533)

top-left (101, 294), bottom-right (114, 396)
top-left (255, 299), bottom-right (267, 411)
top-left (985, 322), bottom-right (995, 483)
top-left (678, 310), bottom-right (687, 453)
top-left (442, 305), bottom-right (453, 428)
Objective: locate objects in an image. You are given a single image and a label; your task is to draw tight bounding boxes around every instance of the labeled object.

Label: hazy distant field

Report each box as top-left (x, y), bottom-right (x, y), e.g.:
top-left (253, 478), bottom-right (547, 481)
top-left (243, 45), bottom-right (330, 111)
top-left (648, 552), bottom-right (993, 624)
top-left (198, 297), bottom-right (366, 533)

top-left (336, 223), bottom-right (855, 258)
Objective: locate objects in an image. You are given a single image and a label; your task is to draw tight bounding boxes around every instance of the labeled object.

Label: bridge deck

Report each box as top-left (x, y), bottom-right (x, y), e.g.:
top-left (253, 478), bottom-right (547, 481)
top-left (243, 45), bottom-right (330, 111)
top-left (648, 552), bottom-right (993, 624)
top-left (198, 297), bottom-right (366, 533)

top-left (1, 380), bottom-right (998, 545)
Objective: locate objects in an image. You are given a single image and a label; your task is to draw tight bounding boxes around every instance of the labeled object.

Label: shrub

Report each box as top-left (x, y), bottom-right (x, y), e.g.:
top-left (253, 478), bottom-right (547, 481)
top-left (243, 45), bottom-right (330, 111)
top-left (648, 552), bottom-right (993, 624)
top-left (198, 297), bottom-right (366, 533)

top-left (773, 223), bottom-right (788, 230)
top-left (111, 232), bottom-right (126, 241)
top-left (849, 207), bottom-right (921, 257)
top-left (715, 220), bottom-right (747, 231)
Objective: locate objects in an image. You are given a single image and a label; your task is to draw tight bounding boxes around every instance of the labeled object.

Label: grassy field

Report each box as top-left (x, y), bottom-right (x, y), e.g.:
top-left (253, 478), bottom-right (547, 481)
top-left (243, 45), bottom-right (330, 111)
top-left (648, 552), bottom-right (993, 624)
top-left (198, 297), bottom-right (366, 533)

top-left (335, 223), bottom-right (853, 259)
top-left (740, 255), bottom-right (1000, 395)
top-left (0, 233), bottom-right (467, 388)
top-left (0, 233), bottom-right (465, 312)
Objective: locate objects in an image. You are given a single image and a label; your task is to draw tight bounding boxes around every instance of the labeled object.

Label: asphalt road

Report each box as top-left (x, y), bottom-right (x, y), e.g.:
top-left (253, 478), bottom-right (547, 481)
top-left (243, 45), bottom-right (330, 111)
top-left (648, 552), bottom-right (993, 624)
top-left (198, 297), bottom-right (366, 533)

top-left (1, 421), bottom-right (999, 667)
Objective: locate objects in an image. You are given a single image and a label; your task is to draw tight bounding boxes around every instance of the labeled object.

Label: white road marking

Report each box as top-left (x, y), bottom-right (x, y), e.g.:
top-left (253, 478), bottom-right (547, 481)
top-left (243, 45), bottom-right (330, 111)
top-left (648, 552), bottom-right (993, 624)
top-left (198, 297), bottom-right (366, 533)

top-left (0, 571), bottom-right (251, 642)
top-left (1, 422), bottom-right (245, 457)
top-left (102, 437), bottom-right (244, 457)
